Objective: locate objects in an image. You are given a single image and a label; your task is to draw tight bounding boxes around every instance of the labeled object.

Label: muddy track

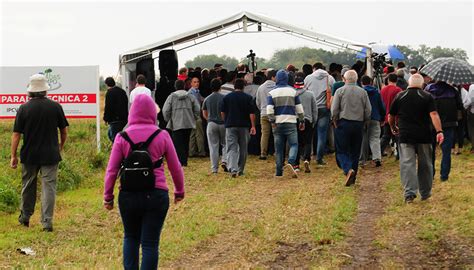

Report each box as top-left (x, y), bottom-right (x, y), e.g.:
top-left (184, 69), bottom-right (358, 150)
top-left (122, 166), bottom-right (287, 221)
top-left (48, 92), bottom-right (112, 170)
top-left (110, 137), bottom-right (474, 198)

top-left (342, 166), bottom-right (390, 269)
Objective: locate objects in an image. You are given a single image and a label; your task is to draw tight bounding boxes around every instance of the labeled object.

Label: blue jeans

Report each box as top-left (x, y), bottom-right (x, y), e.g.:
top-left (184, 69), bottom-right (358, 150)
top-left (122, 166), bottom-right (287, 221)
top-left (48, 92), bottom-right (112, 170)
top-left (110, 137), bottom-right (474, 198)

top-left (118, 189), bottom-right (169, 270)
top-left (108, 121), bottom-right (127, 142)
top-left (274, 123), bottom-right (298, 176)
top-left (334, 119), bottom-right (364, 175)
top-left (313, 108), bottom-right (330, 161)
top-left (432, 127), bottom-right (455, 180)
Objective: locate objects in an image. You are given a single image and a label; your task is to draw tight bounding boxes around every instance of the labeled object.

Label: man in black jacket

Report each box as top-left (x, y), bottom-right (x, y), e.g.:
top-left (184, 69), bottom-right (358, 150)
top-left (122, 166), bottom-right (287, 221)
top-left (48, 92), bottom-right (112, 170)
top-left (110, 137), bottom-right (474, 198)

top-left (103, 77), bottom-right (129, 142)
top-left (425, 81), bottom-right (463, 181)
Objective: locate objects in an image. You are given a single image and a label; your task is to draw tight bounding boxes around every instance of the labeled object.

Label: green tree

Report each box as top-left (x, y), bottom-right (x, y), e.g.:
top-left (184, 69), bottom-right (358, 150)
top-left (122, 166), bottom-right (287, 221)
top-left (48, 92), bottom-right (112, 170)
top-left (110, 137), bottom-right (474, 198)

top-left (184, 54), bottom-right (239, 70)
top-left (396, 45), bottom-right (427, 68)
top-left (428, 46), bottom-right (468, 61)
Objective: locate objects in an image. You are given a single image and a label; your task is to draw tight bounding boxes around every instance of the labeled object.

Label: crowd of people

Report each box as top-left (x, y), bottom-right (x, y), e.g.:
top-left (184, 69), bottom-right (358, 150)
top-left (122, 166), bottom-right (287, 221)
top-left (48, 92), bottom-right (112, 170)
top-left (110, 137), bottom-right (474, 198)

top-left (102, 60), bottom-right (473, 266)
top-left (102, 60), bottom-right (474, 189)
top-left (10, 58), bottom-right (474, 268)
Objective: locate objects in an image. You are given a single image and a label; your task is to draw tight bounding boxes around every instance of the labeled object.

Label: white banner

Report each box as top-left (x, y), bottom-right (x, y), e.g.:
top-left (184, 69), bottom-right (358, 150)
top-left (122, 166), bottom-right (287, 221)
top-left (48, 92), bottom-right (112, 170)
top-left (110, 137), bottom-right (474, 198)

top-left (0, 66), bottom-right (99, 119)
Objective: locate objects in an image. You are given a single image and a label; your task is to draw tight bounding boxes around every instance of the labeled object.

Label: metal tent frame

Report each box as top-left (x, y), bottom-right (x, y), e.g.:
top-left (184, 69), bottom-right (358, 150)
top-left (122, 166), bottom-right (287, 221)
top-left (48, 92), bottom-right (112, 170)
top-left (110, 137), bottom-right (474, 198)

top-left (119, 11), bottom-right (373, 91)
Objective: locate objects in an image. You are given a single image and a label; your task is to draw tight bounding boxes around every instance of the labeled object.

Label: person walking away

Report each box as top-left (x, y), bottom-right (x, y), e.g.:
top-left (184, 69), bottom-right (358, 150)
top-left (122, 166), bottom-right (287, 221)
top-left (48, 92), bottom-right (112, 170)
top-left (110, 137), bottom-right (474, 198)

top-left (220, 78), bottom-right (256, 177)
top-left (188, 77), bottom-right (206, 157)
top-left (103, 77), bottom-right (129, 142)
top-left (294, 72), bottom-right (318, 173)
top-left (162, 80), bottom-right (200, 167)
top-left (267, 70), bottom-right (305, 178)
top-left (330, 70), bottom-right (371, 186)
top-left (380, 73), bottom-right (403, 157)
top-left (452, 85), bottom-right (469, 155)
top-left (389, 74), bottom-right (444, 203)
top-left (11, 74), bottom-right (69, 232)
top-left (304, 62), bottom-right (335, 166)
top-left (425, 81), bottom-right (463, 181)
top-left (202, 78), bottom-right (228, 174)
top-left (360, 75), bottom-right (386, 167)
top-left (255, 69), bottom-right (277, 160)
top-left (465, 84), bottom-right (474, 153)
top-left (129, 74), bottom-right (152, 103)
top-left (103, 94), bottom-right (185, 269)
top-left (396, 69), bottom-right (408, 90)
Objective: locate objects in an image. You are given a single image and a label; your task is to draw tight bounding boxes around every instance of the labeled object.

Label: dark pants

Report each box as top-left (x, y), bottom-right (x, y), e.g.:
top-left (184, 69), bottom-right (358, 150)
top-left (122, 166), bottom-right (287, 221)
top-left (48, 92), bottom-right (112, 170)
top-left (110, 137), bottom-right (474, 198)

top-left (453, 115), bottom-right (466, 149)
top-left (118, 189), bottom-right (169, 270)
top-left (296, 119), bottom-right (315, 165)
top-left (334, 119), bottom-right (364, 175)
top-left (380, 124), bottom-right (399, 156)
top-left (432, 127), bottom-right (455, 180)
top-left (172, 129), bottom-right (192, 166)
top-left (108, 121), bottom-right (127, 142)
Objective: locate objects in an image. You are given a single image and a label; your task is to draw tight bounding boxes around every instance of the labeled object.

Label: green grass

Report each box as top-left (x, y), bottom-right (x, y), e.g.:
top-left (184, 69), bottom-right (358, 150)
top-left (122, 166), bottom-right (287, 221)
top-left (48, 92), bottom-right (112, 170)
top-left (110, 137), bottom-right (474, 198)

top-left (0, 119), bottom-right (359, 268)
top-left (0, 117), bottom-right (472, 268)
top-left (376, 147), bottom-right (474, 267)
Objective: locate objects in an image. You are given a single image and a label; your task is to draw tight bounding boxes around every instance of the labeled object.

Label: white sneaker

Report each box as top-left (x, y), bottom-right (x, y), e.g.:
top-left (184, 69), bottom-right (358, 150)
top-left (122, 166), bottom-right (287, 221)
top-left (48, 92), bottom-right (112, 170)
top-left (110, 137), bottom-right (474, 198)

top-left (284, 164), bottom-right (298, 178)
top-left (304, 160), bottom-right (311, 173)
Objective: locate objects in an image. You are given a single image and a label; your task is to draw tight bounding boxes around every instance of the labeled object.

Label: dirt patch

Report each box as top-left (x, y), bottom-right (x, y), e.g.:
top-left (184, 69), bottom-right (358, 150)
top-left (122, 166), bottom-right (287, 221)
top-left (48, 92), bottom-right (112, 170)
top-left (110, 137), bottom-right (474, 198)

top-left (265, 241), bottom-right (318, 269)
top-left (342, 166), bottom-right (391, 269)
top-left (377, 231), bottom-right (474, 268)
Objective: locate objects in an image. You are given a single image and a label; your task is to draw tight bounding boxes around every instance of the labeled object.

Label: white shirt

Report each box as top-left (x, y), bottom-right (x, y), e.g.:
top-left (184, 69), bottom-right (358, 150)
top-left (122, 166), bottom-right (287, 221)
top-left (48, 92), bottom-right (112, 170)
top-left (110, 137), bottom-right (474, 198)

top-left (130, 86), bottom-right (151, 103)
top-left (466, 84), bottom-right (474, 114)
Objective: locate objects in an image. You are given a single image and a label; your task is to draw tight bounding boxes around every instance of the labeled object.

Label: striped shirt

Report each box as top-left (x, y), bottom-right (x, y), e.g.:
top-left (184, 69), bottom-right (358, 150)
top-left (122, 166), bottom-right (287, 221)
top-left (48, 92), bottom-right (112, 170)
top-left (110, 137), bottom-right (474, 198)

top-left (266, 86), bottom-right (304, 124)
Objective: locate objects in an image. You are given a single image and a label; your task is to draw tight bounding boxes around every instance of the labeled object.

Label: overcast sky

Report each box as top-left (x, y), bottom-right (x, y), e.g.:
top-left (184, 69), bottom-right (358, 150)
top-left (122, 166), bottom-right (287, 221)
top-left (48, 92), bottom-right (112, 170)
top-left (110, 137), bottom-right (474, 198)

top-left (1, 0), bottom-right (473, 76)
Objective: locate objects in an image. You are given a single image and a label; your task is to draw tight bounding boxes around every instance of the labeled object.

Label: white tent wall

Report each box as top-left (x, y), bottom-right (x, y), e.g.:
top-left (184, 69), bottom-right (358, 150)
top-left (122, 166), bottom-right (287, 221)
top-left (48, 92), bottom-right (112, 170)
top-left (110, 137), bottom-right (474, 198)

top-left (119, 11), bottom-right (374, 88)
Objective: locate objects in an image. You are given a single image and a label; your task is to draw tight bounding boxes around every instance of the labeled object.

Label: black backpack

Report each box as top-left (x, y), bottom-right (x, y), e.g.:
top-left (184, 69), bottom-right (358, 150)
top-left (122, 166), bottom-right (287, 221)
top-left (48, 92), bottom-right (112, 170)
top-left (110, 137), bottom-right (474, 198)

top-left (119, 129), bottom-right (163, 192)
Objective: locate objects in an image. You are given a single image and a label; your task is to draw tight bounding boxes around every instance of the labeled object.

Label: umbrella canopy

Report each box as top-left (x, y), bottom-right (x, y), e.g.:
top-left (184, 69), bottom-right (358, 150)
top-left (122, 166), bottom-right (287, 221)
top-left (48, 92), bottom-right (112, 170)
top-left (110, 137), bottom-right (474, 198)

top-left (356, 44), bottom-right (405, 59)
top-left (420, 57), bottom-right (474, 85)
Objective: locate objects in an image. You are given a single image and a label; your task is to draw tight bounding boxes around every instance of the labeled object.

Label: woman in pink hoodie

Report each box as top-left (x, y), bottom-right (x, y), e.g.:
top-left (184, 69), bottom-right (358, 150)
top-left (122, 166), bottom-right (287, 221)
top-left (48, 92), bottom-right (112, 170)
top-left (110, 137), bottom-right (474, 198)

top-left (103, 94), bottom-right (185, 269)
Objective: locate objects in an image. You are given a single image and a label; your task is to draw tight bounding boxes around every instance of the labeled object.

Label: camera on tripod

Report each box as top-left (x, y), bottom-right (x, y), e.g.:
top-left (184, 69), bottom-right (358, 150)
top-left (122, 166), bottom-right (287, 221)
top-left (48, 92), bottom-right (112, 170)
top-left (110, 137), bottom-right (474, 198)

top-left (371, 52), bottom-right (388, 89)
top-left (372, 52), bottom-right (388, 74)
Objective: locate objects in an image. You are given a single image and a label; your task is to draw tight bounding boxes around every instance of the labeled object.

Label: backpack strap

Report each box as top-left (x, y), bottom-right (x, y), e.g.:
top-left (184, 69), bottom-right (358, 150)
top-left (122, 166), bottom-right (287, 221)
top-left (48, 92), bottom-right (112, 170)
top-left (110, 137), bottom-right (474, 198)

top-left (144, 129), bottom-right (165, 168)
top-left (143, 129), bottom-right (162, 149)
top-left (119, 131), bottom-right (138, 150)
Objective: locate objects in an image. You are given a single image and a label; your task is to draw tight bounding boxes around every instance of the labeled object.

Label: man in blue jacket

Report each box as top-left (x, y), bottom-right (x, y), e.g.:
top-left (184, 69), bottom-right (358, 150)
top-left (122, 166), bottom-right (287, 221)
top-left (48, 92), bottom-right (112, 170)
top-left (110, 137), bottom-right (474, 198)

top-left (360, 75), bottom-right (386, 167)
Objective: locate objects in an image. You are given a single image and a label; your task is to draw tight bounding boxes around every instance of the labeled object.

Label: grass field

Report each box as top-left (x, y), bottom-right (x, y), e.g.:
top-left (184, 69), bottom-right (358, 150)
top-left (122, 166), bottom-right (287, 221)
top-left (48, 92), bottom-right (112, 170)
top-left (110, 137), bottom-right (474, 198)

top-left (0, 118), bottom-right (472, 268)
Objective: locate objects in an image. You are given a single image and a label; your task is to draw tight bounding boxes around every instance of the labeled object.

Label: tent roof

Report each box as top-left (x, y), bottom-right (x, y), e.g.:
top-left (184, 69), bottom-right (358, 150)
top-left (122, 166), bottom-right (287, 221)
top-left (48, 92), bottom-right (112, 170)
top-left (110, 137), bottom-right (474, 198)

top-left (120, 11), bottom-right (371, 64)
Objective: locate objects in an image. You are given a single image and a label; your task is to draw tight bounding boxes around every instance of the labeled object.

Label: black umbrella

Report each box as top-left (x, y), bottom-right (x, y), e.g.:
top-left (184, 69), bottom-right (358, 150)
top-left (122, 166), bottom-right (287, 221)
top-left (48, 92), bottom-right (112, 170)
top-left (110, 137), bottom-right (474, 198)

top-left (420, 57), bottom-right (474, 85)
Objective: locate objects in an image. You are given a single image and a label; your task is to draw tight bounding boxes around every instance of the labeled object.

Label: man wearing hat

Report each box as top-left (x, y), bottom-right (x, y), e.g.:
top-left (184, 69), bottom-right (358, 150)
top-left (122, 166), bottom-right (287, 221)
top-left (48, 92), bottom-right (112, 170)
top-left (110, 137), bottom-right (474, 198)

top-left (10, 74), bottom-right (69, 232)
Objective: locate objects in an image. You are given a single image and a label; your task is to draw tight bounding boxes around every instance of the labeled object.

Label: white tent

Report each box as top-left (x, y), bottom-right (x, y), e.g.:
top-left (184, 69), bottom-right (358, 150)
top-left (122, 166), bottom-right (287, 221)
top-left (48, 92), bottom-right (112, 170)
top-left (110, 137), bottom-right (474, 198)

top-left (119, 11), bottom-right (373, 91)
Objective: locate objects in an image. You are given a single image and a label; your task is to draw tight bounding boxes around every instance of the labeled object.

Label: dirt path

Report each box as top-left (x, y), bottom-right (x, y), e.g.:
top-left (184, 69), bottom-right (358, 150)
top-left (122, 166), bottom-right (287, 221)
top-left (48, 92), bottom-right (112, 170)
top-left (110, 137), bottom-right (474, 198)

top-left (342, 160), bottom-right (474, 269)
top-left (341, 166), bottom-right (390, 269)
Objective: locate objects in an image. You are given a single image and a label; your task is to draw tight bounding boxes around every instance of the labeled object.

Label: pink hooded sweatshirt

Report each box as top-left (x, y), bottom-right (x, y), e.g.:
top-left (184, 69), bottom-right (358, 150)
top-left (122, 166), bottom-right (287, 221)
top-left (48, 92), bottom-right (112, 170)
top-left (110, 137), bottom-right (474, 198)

top-left (103, 94), bottom-right (185, 202)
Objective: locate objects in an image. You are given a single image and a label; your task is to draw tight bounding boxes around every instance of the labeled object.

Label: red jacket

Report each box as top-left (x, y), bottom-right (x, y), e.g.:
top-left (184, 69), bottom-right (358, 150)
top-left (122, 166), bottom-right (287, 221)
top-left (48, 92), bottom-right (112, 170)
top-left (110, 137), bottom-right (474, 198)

top-left (381, 84), bottom-right (402, 123)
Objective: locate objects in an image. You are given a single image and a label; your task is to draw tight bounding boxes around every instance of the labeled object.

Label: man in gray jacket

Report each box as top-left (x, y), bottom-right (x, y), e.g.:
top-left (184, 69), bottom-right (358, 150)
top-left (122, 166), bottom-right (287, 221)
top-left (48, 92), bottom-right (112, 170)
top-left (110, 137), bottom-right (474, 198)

top-left (331, 70), bottom-right (372, 186)
top-left (255, 69), bottom-right (276, 160)
top-left (162, 80), bottom-right (200, 166)
top-left (304, 63), bottom-right (335, 165)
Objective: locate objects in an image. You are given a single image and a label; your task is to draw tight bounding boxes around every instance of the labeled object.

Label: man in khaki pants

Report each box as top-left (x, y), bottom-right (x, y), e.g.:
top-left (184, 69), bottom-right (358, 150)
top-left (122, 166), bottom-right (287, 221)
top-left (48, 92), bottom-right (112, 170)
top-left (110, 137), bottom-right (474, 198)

top-left (10, 74), bottom-right (69, 232)
top-left (255, 69), bottom-right (276, 160)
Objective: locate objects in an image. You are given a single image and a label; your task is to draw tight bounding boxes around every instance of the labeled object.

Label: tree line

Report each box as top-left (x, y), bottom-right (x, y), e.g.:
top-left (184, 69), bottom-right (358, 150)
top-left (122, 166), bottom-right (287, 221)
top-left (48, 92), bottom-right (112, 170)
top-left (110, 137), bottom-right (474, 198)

top-left (184, 45), bottom-right (469, 70)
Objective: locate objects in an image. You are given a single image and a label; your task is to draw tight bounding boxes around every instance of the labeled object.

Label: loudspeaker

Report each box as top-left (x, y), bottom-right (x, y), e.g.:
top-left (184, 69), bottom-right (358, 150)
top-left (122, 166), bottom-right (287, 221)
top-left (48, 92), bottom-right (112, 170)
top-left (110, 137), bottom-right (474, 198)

top-left (159, 50), bottom-right (178, 81)
top-left (136, 58), bottom-right (156, 90)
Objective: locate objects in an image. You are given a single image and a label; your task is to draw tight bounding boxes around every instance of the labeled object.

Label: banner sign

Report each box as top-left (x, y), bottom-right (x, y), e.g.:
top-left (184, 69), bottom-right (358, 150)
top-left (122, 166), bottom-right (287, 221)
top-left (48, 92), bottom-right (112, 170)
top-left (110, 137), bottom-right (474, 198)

top-left (0, 66), bottom-right (99, 119)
